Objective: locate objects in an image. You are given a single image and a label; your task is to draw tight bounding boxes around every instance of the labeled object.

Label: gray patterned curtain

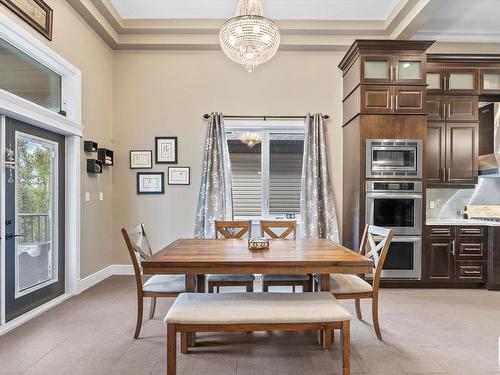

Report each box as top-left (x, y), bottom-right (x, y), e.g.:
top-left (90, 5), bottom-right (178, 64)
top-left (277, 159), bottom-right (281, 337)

top-left (300, 113), bottom-right (339, 241)
top-left (194, 113), bottom-right (233, 238)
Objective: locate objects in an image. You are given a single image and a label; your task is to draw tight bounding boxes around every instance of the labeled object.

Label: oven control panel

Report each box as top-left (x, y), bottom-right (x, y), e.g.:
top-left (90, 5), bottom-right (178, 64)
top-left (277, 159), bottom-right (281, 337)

top-left (366, 181), bottom-right (422, 193)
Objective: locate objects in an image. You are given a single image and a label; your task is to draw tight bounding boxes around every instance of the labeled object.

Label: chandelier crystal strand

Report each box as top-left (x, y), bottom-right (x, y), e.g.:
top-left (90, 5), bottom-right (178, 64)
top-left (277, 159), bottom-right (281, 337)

top-left (220, 0), bottom-right (280, 72)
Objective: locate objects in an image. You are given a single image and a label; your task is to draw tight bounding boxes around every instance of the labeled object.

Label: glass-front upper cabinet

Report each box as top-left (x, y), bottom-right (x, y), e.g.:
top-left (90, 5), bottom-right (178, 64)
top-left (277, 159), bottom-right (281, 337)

top-left (480, 69), bottom-right (500, 94)
top-left (361, 55), bottom-right (425, 84)
top-left (394, 56), bottom-right (425, 84)
top-left (361, 56), bottom-right (391, 84)
top-left (427, 68), bottom-right (445, 94)
top-left (446, 68), bottom-right (479, 95)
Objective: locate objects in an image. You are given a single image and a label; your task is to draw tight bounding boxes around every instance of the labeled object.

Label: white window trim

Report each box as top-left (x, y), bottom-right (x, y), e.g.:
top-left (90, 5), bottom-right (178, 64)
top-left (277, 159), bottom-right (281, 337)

top-left (226, 120), bottom-right (305, 222)
top-left (0, 12), bottom-right (82, 331)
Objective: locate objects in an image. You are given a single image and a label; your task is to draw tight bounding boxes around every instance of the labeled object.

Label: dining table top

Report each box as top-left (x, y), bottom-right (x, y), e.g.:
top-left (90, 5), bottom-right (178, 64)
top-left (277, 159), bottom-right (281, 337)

top-left (141, 238), bottom-right (373, 275)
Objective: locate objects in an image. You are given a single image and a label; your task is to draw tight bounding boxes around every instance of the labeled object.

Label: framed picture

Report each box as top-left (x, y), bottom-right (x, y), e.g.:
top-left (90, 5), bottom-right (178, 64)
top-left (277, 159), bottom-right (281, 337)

top-left (155, 137), bottom-right (178, 164)
top-left (1, 0), bottom-right (53, 40)
top-left (137, 172), bottom-right (164, 195)
top-left (168, 167), bottom-right (190, 185)
top-left (130, 150), bottom-right (153, 169)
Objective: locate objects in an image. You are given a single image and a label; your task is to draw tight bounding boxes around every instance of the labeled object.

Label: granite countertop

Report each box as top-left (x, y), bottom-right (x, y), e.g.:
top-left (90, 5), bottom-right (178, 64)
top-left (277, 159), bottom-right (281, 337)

top-left (426, 218), bottom-right (500, 227)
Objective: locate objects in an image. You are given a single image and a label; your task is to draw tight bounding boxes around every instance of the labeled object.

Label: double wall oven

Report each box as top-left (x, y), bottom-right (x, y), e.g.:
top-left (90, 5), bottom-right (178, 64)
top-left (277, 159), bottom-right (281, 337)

top-left (365, 139), bottom-right (423, 279)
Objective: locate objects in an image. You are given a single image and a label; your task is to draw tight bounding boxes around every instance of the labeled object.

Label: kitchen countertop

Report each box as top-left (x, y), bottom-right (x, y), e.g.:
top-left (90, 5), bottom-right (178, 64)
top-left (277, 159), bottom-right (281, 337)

top-left (426, 218), bottom-right (500, 227)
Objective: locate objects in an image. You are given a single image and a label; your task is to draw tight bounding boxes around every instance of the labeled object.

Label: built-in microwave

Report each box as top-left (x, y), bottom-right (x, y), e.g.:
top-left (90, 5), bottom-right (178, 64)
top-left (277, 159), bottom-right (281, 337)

top-left (366, 139), bottom-right (422, 178)
top-left (365, 181), bottom-right (422, 236)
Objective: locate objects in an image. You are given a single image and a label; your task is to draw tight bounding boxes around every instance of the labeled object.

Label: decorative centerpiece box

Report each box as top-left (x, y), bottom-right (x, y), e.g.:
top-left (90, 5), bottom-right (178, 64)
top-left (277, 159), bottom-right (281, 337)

top-left (248, 238), bottom-right (269, 251)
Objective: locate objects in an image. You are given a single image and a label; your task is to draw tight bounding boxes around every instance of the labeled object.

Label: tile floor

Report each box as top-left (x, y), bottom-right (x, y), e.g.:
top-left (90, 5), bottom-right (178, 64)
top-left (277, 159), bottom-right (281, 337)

top-left (1, 276), bottom-right (499, 375)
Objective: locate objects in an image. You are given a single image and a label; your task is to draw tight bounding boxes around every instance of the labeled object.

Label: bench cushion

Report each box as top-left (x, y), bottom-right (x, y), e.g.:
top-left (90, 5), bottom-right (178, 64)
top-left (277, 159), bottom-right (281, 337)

top-left (165, 292), bottom-right (351, 324)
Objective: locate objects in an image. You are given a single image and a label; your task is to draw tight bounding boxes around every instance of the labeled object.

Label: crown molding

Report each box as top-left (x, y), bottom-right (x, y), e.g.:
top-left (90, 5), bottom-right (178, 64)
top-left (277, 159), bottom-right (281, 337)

top-left (414, 31), bottom-right (500, 44)
top-left (67, 0), bottom-right (435, 51)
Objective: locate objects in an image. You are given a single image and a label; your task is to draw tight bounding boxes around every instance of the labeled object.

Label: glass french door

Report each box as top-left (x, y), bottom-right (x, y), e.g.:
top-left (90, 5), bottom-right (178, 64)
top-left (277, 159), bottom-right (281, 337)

top-left (4, 117), bottom-right (65, 322)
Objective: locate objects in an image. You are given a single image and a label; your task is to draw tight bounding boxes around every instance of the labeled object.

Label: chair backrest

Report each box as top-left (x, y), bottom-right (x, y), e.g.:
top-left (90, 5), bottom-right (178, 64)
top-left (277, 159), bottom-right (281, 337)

top-left (121, 223), bottom-right (153, 292)
top-left (214, 220), bottom-right (252, 239)
top-left (358, 225), bottom-right (394, 290)
top-left (260, 220), bottom-right (297, 239)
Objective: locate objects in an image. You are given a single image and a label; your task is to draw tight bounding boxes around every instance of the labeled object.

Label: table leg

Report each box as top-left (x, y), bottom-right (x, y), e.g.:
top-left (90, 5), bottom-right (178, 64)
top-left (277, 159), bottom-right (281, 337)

top-left (320, 274), bottom-right (330, 291)
top-left (196, 274), bottom-right (206, 293)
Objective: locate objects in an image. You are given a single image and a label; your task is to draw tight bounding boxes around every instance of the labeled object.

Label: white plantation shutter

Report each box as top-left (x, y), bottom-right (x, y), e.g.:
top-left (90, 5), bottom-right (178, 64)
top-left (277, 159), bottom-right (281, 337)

top-left (229, 153), bottom-right (262, 217)
top-left (227, 128), bottom-right (304, 218)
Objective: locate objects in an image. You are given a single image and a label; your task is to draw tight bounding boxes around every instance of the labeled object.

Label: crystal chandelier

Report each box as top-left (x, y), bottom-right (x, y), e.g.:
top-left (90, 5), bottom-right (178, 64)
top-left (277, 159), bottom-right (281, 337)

top-left (240, 131), bottom-right (262, 148)
top-left (220, 0), bottom-right (280, 72)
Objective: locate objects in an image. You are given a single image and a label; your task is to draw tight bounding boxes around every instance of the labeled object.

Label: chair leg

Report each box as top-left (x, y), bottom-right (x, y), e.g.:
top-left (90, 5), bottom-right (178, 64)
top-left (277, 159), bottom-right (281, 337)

top-left (246, 282), bottom-right (254, 292)
top-left (355, 298), bottom-right (362, 320)
top-left (372, 296), bottom-right (382, 340)
top-left (341, 321), bottom-right (350, 375)
top-left (149, 297), bottom-right (157, 319)
top-left (134, 295), bottom-right (144, 339)
top-left (331, 329), bottom-right (334, 344)
top-left (323, 328), bottom-right (332, 351)
top-left (216, 286), bottom-right (220, 293)
top-left (262, 282), bottom-right (268, 292)
top-left (208, 281), bottom-right (214, 293)
top-left (292, 285), bottom-right (296, 293)
top-left (167, 324), bottom-right (177, 375)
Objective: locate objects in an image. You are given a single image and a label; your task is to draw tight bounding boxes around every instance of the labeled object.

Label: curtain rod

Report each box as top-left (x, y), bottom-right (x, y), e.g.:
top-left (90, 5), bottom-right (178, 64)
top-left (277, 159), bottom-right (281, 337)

top-left (202, 114), bottom-right (330, 120)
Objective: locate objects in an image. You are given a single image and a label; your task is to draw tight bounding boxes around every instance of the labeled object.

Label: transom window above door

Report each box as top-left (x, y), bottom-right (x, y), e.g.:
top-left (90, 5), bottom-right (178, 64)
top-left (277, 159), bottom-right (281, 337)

top-left (226, 121), bottom-right (304, 220)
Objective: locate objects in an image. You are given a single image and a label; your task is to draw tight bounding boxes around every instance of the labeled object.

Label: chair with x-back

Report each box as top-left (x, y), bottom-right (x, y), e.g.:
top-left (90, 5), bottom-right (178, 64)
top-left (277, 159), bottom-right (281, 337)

top-left (207, 220), bottom-right (255, 293)
top-left (121, 224), bottom-right (185, 338)
top-left (260, 220), bottom-right (312, 293)
top-left (328, 224), bottom-right (394, 340)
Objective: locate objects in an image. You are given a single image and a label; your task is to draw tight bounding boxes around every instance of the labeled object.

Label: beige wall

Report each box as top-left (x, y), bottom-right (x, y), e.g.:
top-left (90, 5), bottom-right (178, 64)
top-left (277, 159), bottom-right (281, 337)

top-left (112, 50), bottom-right (344, 262)
top-left (0, 1), bottom-right (114, 277)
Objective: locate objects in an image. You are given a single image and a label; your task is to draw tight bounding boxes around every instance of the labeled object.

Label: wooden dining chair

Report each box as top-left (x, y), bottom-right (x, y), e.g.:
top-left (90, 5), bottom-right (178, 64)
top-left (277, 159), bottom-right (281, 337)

top-left (121, 224), bottom-right (186, 339)
top-left (328, 224), bottom-right (394, 340)
top-left (260, 220), bottom-right (312, 293)
top-left (207, 220), bottom-right (255, 293)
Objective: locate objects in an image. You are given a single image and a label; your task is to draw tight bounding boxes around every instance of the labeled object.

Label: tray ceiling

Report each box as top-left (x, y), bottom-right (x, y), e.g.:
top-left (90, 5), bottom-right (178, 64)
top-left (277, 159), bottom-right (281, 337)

top-left (109, 0), bottom-right (400, 20)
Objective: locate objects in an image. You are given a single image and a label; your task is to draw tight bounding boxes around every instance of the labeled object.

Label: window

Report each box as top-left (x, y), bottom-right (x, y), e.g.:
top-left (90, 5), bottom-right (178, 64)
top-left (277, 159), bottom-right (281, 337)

top-left (226, 122), bottom-right (304, 219)
top-left (0, 38), bottom-right (61, 113)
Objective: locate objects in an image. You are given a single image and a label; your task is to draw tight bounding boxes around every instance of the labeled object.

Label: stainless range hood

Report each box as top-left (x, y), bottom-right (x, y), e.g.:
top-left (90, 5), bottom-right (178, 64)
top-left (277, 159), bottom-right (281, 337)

top-left (479, 102), bottom-right (500, 177)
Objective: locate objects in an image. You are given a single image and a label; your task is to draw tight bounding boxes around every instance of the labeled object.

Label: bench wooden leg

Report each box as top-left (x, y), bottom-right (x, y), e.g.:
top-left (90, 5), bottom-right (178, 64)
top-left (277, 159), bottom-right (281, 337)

top-left (341, 321), bottom-right (350, 375)
top-left (167, 323), bottom-right (177, 375)
top-left (180, 332), bottom-right (188, 354)
top-left (322, 328), bottom-right (332, 351)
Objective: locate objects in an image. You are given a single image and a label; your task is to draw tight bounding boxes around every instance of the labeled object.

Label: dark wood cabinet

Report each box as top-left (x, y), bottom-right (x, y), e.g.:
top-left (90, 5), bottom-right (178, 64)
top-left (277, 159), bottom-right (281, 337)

top-left (480, 69), bottom-right (500, 94)
top-left (425, 226), bottom-right (487, 284)
top-left (426, 95), bottom-right (478, 121)
top-left (426, 122), bottom-right (478, 186)
top-left (427, 240), bottom-right (454, 281)
top-left (447, 96), bottom-right (478, 121)
top-left (359, 85), bottom-right (425, 115)
top-left (446, 122), bottom-right (478, 185)
top-left (426, 122), bottom-right (446, 183)
top-left (361, 55), bottom-right (426, 85)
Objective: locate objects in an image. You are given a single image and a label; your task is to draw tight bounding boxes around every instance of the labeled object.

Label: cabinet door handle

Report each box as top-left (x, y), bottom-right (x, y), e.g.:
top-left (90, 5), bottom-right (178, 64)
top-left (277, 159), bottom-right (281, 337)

top-left (451, 240), bottom-right (456, 256)
top-left (395, 65), bottom-right (399, 80)
top-left (444, 76), bottom-right (447, 91)
top-left (395, 94), bottom-right (399, 110)
top-left (390, 94), bottom-right (394, 111)
top-left (443, 103), bottom-right (446, 119)
top-left (448, 168), bottom-right (451, 182)
top-left (443, 167), bottom-right (446, 182)
top-left (390, 65), bottom-right (394, 81)
top-left (448, 103), bottom-right (451, 119)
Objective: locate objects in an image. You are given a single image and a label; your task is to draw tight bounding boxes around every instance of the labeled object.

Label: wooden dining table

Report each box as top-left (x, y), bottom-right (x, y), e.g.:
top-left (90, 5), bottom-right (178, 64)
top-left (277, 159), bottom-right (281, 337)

top-left (142, 238), bottom-right (373, 292)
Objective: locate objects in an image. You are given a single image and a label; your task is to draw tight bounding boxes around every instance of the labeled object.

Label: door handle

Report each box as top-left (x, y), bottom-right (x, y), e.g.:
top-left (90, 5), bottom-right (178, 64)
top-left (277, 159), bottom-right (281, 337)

top-left (448, 104), bottom-right (451, 119)
top-left (443, 103), bottom-right (446, 119)
top-left (5, 233), bottom-right (24, 240)
top-left (395, 94), bottom-right (399, 110)
top-left (390, 94), bottom-right (394, 111)
top-left (451, 240), bottom-right (456, 256)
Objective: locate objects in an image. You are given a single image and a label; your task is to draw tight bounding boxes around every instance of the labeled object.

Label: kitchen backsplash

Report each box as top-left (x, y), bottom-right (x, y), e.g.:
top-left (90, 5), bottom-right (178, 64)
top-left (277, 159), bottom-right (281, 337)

top-left (427, 178), bottom-right (500, 220)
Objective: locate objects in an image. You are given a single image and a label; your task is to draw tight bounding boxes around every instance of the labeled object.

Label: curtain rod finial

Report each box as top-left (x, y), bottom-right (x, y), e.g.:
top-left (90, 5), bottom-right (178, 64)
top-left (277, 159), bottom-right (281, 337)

top-left (203, 114), bottom-right (210, 119)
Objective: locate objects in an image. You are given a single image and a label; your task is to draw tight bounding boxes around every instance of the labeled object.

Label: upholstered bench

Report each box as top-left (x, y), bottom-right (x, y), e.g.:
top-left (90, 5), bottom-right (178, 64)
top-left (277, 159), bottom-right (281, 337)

top-left (164, 292), bottom-right (352, 375)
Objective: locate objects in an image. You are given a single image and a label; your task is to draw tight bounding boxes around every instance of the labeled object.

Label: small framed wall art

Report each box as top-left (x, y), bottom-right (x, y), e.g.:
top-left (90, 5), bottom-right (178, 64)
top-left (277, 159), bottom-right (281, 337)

top-left (168, 167), bottom-right (190, 185)
top-left (130, 150), bottom-right (153, 169)
top-left (155, 137), bottom-right (178, 164)
top-left (1, 0), bottom-right (53, 40)
top-left (137, 172), bottom-right (164, 195)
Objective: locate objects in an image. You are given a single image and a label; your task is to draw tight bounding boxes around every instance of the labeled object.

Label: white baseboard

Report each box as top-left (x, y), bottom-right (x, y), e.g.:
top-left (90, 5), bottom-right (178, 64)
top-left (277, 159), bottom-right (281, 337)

top-left (75, 264), bottom-right (133, 294)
